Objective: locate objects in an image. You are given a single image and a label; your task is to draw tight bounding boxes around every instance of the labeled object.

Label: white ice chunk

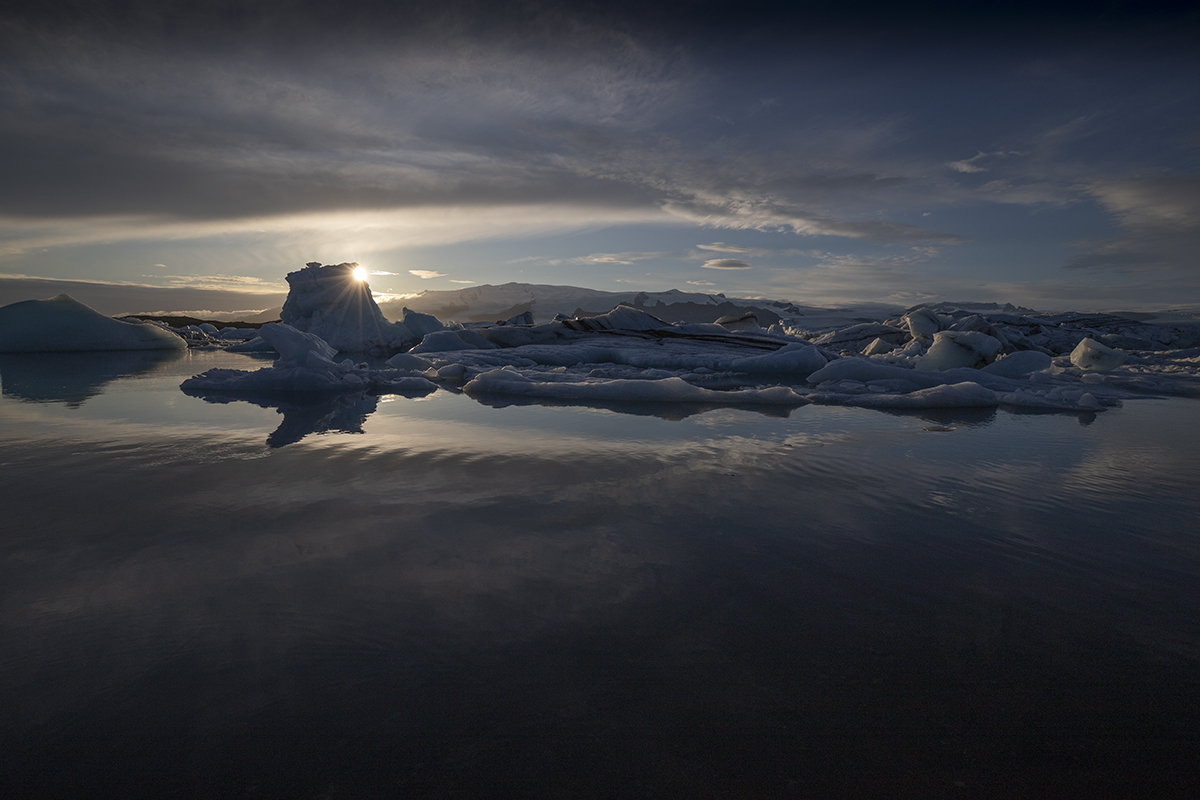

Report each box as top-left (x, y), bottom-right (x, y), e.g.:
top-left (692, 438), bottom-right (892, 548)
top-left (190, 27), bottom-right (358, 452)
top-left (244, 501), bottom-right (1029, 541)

top-left (728, 342), bottom-right (828, 375)
top-left (183, 326), bottom-right (439, 394)
top-left (981, 350), bottom-right (1053, 378)
top-left (1070, 337), bottom-right (1127, 371)
top-left (562, 306), bottom-right (673, 332)
top-left (435, 364), bottom-right (469, 381)
top-left (917, 331), bottom-right (1002, 371)
top-left (813, 322), bottom-right (907, 351)
top-left (227, 336), bottom-right (276, 353)
top-left (863, 337), bottom-right (895, 356)
top-left (715, 311), bottom-right (762, 331)
top-left (258, 322), bottom-right (339, 367)
top-left (386, 352), bottom-right (434, 371)
top-left (0, 294), bottom-right (186, 352)
top-left (903, 307), bottom-right (943, 339)
top-left (217, 327), bottom-right (261, 340)
top-left (399, 307), bottom-right (444, 339)
top-left (410, 330), bottom-right (478, 353)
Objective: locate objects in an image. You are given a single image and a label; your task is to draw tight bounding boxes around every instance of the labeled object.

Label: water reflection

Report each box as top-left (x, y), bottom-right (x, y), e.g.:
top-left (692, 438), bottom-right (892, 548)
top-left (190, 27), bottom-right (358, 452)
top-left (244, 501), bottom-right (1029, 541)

top-left (3, 358), bottom-right (1200, 795)
top-left (467, 391), bottom-right (799, 421)
top-left (183, 384), bottom-right (435, 447)
top-left (0, 350), bottom-right (183, 406)
top-left (874, 405), bottom-right (998, 428)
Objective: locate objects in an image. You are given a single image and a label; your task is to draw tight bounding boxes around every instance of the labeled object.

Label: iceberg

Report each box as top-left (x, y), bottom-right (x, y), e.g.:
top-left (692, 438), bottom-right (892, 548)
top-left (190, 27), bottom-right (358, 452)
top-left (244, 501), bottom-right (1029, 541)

top-left (0, 294), bottom-right (186, 353)
top-left (280, 262), bottom-right (416, 354)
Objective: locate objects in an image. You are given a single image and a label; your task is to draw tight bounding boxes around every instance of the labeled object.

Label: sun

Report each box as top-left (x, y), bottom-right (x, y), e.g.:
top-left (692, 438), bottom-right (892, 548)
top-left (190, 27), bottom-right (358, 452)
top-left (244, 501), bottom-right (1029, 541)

top-left (352, 265), bottom-right (368, 282)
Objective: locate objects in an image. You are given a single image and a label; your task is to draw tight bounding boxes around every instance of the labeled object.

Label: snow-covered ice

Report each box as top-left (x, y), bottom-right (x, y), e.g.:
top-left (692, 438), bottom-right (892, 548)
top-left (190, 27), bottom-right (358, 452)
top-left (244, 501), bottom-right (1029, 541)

top-left (0, 295), bottom-right (186, 353)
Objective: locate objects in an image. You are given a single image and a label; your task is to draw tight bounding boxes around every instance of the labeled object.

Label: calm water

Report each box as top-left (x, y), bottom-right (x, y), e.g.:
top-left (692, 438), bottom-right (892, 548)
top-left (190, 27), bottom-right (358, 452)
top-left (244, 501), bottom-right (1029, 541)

top-left (2, 349), bottom-right (1199, 798)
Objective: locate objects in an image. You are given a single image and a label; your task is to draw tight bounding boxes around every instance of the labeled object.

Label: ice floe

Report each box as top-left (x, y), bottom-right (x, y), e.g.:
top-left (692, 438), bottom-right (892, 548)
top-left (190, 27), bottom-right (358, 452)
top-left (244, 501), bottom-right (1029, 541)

top-left (182, 322), bottom-right (437, 395)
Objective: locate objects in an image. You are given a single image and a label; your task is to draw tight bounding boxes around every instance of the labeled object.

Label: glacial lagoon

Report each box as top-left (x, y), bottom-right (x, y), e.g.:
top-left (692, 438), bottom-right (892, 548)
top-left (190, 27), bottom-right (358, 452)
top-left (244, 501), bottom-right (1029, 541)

top-left (2, 348), bottom-right (1199, 796)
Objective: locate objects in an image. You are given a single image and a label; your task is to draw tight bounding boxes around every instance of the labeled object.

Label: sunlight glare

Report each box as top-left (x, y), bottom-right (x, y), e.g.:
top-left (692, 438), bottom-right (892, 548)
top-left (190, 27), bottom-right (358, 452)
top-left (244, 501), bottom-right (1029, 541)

top-left (352, 265), bottom-right (368, 281)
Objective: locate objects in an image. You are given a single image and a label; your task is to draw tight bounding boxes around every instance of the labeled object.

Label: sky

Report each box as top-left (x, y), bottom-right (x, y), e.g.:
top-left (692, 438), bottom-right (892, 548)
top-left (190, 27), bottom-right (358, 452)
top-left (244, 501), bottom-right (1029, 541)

top-left (1, 0), bottom-right (1198, 313)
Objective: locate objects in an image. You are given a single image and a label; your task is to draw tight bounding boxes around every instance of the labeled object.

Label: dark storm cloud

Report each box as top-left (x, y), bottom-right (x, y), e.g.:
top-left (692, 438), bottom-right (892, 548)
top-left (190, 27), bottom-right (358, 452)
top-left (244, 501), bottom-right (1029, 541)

top-left (0, 0), bottom-right (1197, 264)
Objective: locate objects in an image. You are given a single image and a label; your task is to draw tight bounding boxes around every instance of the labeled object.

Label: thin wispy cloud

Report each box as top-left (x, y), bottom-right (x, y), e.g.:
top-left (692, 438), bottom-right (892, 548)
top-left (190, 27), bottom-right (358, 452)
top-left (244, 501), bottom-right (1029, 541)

top-left (697, 243), bottom-right (752, 253)
top-left (948, 152), bottom-right (989, 173)
top-left (409, 269), bottom-right (447, 279)
top-left (571, 252), bottom-right (667, 265)
top-left (947, 151), bottom-right (1022, 174)
top-left (157, 274), bottom-right (285, 292)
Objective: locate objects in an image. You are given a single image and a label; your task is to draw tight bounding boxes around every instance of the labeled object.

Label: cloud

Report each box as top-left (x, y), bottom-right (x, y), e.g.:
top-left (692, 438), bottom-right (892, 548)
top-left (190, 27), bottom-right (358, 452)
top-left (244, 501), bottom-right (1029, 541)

top-left (409, 269), bottom-right (447, 279)
top-left (701, 258), bottom-right (751, 270)
top-left (947, 151), bottom-right (1022, 174)
top-left (571, 251), bottom-right (666, 265)
top-left (948, 152), bottom-right (989, 173)
top-left (153, 273), bottom-right (286, 292)
top-left (697, 243), bottom-right (752, 253)
top-left (662, 197), bottom-right (965, 244)
top-left (0, 204), bottom-right (668, 262)
top-left (449, 279), bottom-right (476, 284)
top-left (1068, 176), bottom-right (1200, 273)
top-left (687, 280), bottom-right (715, 286)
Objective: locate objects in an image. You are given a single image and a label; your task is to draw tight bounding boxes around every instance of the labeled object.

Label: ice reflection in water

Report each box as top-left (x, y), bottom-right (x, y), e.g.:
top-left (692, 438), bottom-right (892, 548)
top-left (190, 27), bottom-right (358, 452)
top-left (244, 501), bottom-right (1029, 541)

top-left (1, 349), bottom-right (1198, 796)
top-left (0, 349), bottom-right (183, 406)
